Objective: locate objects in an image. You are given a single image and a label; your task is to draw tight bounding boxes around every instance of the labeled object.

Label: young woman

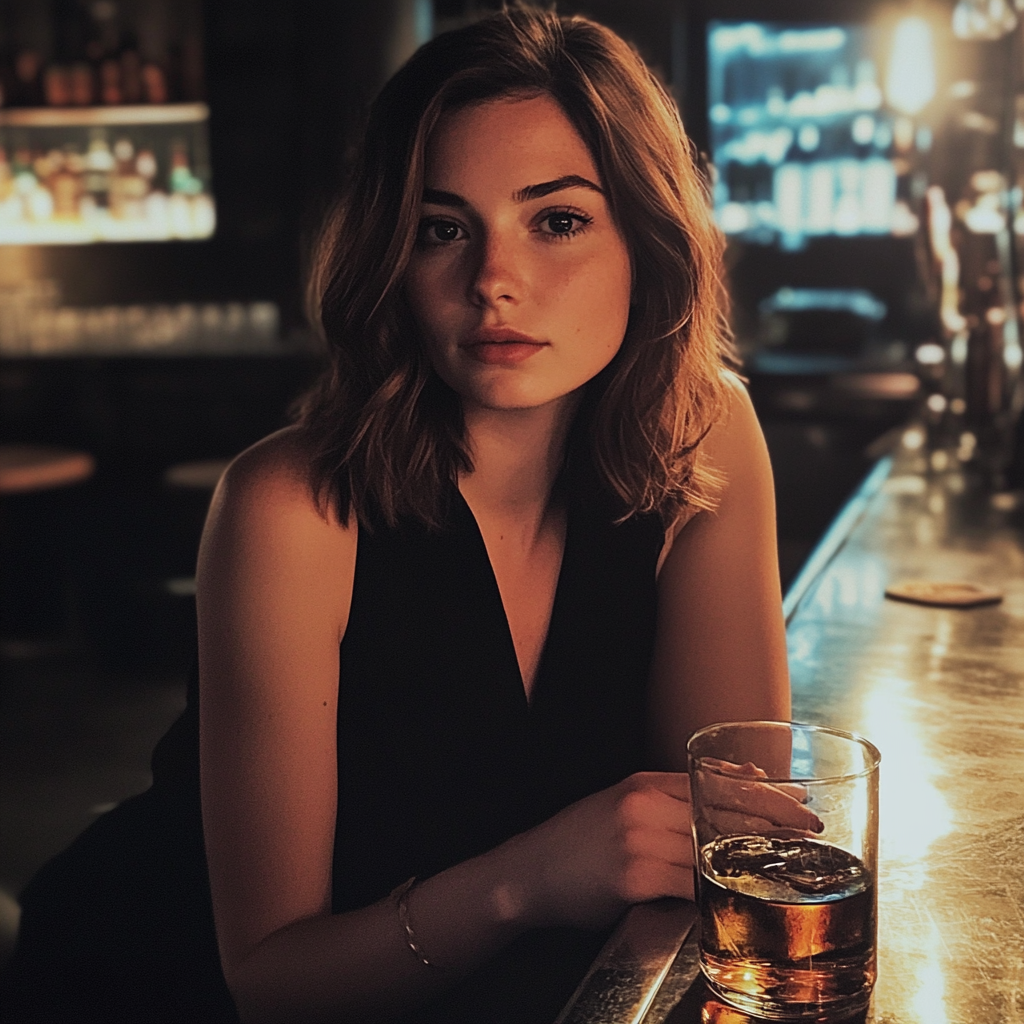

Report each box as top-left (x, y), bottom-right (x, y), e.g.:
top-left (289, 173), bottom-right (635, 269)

top-left (3, 8), bottom-right (803, 1023)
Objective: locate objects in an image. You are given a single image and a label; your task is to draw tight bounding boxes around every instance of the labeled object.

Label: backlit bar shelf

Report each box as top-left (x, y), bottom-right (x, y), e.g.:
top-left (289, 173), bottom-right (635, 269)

top-left (0, 103), bottom-right (209, 127)
top-left (0, 102), bottom-right (214, 243)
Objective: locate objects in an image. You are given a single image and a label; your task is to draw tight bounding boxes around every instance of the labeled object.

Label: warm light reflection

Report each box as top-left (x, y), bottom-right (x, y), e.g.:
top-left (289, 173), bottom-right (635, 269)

top-left (807, 557), bottom-right (887, 621)
top-left (862, 673), bottom-right (953, 875)
top-left (909, 918), bottom-right (949, 1024)
top-left (861, 676), bottom-right (953, 1024)
top-left (884, 475), bottom-right (927, 496)
top-left (788, 555), bottom-right (887, 694)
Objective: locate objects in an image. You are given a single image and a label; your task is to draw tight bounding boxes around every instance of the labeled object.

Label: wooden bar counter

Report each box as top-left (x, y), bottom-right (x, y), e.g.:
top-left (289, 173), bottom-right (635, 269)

top-left (558, 444), bottom-right (1024, 1024)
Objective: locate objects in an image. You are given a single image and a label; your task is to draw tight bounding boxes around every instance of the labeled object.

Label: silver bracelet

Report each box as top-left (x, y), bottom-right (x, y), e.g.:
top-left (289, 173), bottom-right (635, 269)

top-left (392, 876), bottom-right (435, 967)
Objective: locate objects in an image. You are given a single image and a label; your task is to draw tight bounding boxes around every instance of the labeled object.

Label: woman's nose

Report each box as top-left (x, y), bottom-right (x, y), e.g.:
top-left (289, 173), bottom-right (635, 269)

top-left (468, 229), bottom-right (525, 309)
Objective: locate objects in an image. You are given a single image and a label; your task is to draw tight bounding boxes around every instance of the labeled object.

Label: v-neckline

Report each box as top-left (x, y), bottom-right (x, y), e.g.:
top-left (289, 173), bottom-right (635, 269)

top-left (453, 487), bottom-right (571, 709)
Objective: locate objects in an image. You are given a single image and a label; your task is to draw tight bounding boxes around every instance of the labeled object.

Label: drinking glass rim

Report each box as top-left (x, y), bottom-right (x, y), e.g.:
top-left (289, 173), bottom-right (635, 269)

top-left (687, 720), bottom-right (881, 784)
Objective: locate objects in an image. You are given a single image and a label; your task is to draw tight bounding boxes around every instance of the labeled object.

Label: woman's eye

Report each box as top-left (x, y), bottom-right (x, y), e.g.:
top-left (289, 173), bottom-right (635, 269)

top-left (537, 210), bottom-right (592, 238)
top-left (417, 219), bottom-right (464, 245)
top-left (546, 213), bottom-right (576, 234)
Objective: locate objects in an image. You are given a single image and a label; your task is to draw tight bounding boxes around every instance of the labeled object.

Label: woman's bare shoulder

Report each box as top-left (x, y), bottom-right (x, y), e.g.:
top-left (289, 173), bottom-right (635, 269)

top-left (199, 427), bottom-right (356, 640)
top-left (216, 426), bottom-right (321, 508)
top-left (701, 370), bottom-right (761, 467)
top-left (210, 426), bottom-right (350, 537)
top-left (657, 373), bottom-right (759, 571)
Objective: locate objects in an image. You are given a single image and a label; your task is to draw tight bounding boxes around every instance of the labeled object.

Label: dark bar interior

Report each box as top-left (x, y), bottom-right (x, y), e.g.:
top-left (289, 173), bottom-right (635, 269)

top-left (1, 1), bottom-right (1022, 1022)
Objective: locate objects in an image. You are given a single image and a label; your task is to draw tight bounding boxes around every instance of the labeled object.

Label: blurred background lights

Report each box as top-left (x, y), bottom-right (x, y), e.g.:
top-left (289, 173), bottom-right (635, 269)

top-left (952, 0), bottom-right (1018, 39)
top-left (971, 170), bottom-right (1006, 192)
top-left (927, 393), bottom-right (948, 413)
top-left (903, 426), bottom-right (927, 449)
top-left (915, 342), bottom-right (946, 364)
top-left (964, 199), bottom-right (1008, 233)
top-left (798, 124), bottom-right (821, 152)
top-left (851, 114), bottom-right (876, 145)
top-left (778, 27), bottom-right (847, 52)
top-left (948, 80), bottom-right (978, 99)
top-left (893, 116), bottom-right (916, 152)
top-left (885, 18), bottom-right (936, 115)
top-left (950, 331), bottom-right (969, 363)
top-left (707, 22), bottom-right (903, 246)
top-left (957, 432), bottom-right (978, 461)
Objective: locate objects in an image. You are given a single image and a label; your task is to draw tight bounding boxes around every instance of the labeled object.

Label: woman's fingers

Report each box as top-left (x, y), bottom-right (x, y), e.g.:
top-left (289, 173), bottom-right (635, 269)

top-left (703, 757), bottom-right (768, 780)
top-left (649, 861), bottom-right (696, 902)
top-left (634, 771), bottom-right (691, 803)
top-left (622, 819), bottom-right (696, 868)
top-left (703, 807), bottom-right (815, 839)
top-left (772, 782), bottom-right (810, 801)
top-left (701, 758), bottom-right (809, 803)
top-left (616, 778), bottom-right (693, 839)
top-left (698, 770), bottom-right (823, 833)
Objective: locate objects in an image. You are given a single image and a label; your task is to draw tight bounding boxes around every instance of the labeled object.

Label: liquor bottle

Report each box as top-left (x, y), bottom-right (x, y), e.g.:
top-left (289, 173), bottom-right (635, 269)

top-left (69, 62), bottom-right (95, 105)
top-left (44, 66), bottom-right (72, 107)
top-left (84, 133), bottom-right (114, 210)
top-left (49, 151), bottom-right (81, 220)
top-left (110, 137), bottom-right (148, 220)
top-left (141, 63), bottom-right (168, 104)
top-left (0, 149), bottom-right (14, 203)
top-left (11, 50), bottom-right (45, 107)
top-left (99, 58), bottom-right (122, 104)
top-left (121, 48), bottom-right (143, 104)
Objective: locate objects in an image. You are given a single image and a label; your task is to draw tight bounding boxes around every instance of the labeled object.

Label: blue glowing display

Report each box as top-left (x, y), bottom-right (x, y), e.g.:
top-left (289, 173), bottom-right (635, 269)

top-left (708, 21), bottom-right (921, 249)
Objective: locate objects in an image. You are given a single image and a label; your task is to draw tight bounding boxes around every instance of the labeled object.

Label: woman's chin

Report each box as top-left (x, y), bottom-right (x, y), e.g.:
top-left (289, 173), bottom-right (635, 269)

top-left (460, 384), bottom-right (577, 416)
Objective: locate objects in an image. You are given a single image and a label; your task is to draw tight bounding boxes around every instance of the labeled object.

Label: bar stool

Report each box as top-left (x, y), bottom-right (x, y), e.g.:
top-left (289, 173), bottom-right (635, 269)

top-left (0, 444), bottom-right (96, 656)
top-left (80, 457), bottom-right (229, 669)
top-left (161, 458), bottom-right (231, 594)
top-left (163, 459), bottom-right (231, 493)
top-left (0, 446), bottom-right (95, 495)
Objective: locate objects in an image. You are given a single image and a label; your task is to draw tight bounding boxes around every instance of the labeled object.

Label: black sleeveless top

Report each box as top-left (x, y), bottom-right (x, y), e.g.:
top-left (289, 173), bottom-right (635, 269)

top-left (3, 483), bottom-right (663, 1024)
top-left (337, 486), bottom-right (664, 1021)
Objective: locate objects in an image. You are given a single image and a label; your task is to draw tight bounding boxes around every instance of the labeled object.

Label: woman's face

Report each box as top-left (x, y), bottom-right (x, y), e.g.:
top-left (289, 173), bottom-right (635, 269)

top-left (404, 93), bottom-right (633, 415)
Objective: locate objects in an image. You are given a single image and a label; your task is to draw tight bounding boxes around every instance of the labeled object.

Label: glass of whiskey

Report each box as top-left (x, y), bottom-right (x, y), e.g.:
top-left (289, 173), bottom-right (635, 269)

top-left (688, 721), bottom-right (880, 1021)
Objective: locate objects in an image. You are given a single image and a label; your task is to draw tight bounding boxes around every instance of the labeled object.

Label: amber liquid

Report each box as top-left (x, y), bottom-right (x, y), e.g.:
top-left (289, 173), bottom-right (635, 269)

top-left (698, 835), bottom-right (876, 1020)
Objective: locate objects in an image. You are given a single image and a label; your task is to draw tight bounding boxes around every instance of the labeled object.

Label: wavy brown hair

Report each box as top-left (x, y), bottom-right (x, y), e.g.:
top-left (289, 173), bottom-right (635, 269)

top-left (296, 5), bottom-right (736, 530)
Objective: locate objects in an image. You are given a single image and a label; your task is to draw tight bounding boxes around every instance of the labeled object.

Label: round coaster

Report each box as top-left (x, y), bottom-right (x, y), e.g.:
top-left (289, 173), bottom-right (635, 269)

top-left (885, 581), bottom-right (1004, 608)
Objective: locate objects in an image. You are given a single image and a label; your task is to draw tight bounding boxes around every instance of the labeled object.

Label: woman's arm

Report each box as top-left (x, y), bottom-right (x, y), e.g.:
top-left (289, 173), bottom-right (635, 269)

top-left (649, 376), bottom-right (791, 770)
top-left (198, 430), bottom-right (700, 1023)
top-left (198, 430), bottom-right (542, 1022)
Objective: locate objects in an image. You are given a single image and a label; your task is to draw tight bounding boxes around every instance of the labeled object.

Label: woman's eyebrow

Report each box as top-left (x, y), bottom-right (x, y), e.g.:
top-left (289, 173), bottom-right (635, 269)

top-left (422, 188), bottom-right (465, 207)
top-left (513, 174), bottom-right (604, 202)
top-left (421, 174), bottom-right (603, 209)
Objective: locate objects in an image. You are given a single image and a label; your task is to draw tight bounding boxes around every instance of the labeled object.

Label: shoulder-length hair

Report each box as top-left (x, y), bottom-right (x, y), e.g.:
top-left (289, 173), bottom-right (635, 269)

top-left (296, 4), bottom-right (736, 530)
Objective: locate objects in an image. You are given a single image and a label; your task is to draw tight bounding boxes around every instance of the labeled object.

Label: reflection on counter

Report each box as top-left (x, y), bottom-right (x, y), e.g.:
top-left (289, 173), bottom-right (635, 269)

top-left (785, 449), bottom-right (1024, 1024)
top-left (698, 991), bottom-right (869, 1023)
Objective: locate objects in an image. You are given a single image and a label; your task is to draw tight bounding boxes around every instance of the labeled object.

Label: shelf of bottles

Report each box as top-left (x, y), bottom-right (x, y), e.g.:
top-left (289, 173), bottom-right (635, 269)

top-left (1, 0), bottom-right (212, 244)
top-left (0, 102), bottom-right (213, 244)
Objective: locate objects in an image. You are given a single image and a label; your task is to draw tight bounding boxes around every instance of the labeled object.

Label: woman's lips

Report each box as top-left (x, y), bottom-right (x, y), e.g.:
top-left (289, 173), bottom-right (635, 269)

top-left (462, 330), bottom-right (547, 365)
top-left (465, 341), bottom-right (546, 365)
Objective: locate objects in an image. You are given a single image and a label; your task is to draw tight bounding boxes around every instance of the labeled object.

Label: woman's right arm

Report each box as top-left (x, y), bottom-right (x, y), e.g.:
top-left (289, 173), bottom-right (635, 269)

top-left (197, 430), bottom-right (706, 1023)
